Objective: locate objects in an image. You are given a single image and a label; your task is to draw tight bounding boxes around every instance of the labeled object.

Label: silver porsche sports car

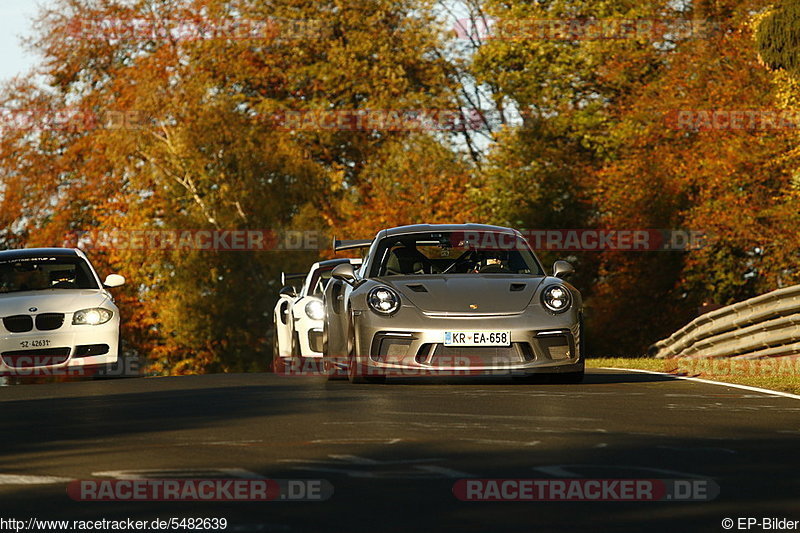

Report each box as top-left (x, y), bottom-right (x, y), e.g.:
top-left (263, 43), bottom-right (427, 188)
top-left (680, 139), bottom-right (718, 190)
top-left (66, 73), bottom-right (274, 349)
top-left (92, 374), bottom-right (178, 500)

top-left (322, 224), bottom-right (584, 383)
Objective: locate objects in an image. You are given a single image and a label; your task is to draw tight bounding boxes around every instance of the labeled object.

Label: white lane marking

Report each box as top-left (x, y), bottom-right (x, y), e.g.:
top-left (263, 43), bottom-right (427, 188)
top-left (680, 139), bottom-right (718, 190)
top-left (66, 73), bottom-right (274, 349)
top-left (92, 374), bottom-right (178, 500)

top-left (602, 367), bottom-right (800, 400)
top-left (0, 474), bottom-right (71, 485)
top-left (278, 456), bottom-right (440, 466)
top-left (310, 438), bottom-right (403, 445)
top-left (92, 468), bottom-right (264, 479)
top-left (177, 440), bottom-right (263, 446)
top-left (323, 455), bottom-right (442, 465)
top-left (533, 464), bottom-right (707, 479)
top-left (324, 420), bottom-right (608, 434)
top-left (461, 438), bottom-right (541, 446)
top-left (594, 443), bottom-right (608, 448)
top-left (384, 411), bottom-right (600, 422)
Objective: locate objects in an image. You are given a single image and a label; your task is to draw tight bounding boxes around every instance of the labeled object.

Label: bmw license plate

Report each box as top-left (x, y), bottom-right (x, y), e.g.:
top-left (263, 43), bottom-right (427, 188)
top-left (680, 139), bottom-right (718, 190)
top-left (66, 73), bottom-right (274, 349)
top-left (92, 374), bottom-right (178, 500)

top-left (19, 339), bottom-right (51, 349)
top-left (444, 331), bottom-right (510, 347)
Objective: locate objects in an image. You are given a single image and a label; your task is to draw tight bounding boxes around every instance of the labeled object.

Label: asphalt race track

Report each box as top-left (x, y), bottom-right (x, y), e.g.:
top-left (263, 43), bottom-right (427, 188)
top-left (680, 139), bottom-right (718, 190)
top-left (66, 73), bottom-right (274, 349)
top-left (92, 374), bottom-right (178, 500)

top-left (1, 369), bottom-right (799, 532)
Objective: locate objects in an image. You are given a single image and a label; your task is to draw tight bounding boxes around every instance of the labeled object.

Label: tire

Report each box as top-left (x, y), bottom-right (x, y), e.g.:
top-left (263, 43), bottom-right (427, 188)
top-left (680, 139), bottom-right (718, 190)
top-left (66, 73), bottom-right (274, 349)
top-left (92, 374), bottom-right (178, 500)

top-left (346, 354), bottom-right (384, 384)
top-left (325, 358), bottom-right (346, 381)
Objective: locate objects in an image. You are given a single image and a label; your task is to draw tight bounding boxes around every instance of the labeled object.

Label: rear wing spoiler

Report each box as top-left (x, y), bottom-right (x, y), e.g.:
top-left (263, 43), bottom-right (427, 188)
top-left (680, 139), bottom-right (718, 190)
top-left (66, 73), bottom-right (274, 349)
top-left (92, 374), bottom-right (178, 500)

top-left (281, 272), bottom-right (306, 286)
top-left (333, 238), bottom-right (372, 253)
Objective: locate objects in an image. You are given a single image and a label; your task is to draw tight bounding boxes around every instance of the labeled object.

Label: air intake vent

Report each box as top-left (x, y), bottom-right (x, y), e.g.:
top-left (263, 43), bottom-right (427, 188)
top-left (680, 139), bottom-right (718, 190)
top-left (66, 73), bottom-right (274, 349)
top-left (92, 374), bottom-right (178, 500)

top-left (510, 283), bottom-right (526, 292)
top-left (406, 284), bottom-right (428, 293)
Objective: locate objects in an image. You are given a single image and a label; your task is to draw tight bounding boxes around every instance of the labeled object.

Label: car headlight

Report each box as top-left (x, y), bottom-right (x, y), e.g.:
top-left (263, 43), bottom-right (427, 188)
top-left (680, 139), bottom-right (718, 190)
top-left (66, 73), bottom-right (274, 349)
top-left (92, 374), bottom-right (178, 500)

top-left (72, 308), bottom-right (113, 325)
top-left (305, 300), bottom-right (325, 321)
top-left (541, 285), bottom-right (572, 313)
top-left (368, 286), bottom-right (401, 315)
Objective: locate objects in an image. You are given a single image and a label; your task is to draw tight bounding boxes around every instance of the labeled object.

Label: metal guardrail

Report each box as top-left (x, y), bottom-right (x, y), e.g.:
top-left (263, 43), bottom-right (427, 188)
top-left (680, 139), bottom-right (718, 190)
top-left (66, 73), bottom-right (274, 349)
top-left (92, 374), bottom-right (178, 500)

top-left (649, 284), bottom-right (800, 359)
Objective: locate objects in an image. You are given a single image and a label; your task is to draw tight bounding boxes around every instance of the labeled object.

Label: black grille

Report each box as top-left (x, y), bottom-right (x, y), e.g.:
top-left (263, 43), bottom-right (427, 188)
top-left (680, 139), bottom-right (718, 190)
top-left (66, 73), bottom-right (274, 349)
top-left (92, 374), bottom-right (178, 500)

top-left (35, 313), bottom-right (65, 331)
top-left (2, 348), bottom-right (71, 367)
top-left (74, 344), bottom-right (110, 357)
top-left (427, 344), bottom-right (524, 366)
top-left (3, 315), bottom-right (33, 333)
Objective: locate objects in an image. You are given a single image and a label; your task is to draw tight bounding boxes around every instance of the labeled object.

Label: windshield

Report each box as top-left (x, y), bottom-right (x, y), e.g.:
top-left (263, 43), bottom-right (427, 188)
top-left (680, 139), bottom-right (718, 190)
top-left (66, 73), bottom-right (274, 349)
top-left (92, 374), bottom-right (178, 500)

top-left (0, 256), bottom-right (99, 294)
top-left (370, 231), bottom-right (544, 277)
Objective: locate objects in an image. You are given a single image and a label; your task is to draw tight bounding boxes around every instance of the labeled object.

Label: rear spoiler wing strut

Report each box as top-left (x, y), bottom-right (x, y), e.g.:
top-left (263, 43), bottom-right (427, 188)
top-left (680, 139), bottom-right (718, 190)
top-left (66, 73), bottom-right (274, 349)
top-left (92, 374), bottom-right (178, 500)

top-left (333, 238), bottom-right (372, 253)
top-left (281, 272), bottom-right (306, 286)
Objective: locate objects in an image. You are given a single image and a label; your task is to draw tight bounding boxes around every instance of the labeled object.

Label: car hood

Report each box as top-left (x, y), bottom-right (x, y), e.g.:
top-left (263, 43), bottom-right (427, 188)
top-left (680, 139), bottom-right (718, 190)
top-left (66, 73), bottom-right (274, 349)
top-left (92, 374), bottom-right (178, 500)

top-left (0, 290), bottom-right (110, 315)
top-left (381, 275), bottom-right (545, 314)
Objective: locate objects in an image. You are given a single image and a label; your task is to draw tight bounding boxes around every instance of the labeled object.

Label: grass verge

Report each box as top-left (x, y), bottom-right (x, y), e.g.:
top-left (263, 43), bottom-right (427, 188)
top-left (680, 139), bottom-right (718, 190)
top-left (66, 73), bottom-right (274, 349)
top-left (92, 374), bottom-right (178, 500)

top-left (587, 357), bottom-right (800, 395)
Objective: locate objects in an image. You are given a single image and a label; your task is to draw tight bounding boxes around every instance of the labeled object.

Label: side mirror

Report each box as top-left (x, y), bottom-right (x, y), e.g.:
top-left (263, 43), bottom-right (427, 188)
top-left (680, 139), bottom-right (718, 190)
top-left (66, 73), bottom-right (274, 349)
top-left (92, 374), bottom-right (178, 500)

top-left (279, 286), bottom-right (298, 298)
top-left (103, 274), bottom-right (126, 288)
top-left (332, 263), bottom-right (357, 285)
top-left (553, 261), bottom-right (574, 279)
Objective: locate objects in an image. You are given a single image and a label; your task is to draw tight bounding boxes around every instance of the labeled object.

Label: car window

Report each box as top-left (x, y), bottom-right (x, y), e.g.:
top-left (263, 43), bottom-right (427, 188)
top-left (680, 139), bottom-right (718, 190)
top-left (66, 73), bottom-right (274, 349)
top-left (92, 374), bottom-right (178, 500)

top-left (370, 231), bottom-right (544, 277)
top-left (0, 256), bottom-right (99, 293)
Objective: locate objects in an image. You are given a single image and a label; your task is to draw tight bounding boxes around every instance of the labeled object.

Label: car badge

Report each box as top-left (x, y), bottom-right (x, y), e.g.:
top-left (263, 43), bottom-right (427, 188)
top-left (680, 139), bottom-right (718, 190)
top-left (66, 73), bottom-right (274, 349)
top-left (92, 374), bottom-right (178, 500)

top-left (469, 304), bottom-right (478, 309)
top-left (29, 307), bottom-right (38, 313)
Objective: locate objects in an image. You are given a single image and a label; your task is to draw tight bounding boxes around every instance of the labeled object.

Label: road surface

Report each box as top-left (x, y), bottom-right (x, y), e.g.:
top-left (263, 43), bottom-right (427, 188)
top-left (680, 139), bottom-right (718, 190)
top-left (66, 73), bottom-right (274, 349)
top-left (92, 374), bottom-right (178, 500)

top-left (1, 369), bottom-right (798, 532)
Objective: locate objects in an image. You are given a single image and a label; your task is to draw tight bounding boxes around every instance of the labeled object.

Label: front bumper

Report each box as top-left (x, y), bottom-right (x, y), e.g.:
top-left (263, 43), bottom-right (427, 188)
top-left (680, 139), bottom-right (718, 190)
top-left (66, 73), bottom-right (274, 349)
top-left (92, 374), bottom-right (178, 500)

top-left (0, 321), bottom-right (119, 375)
top-left (349, 306), bottom-right (582, 377)
top-left (293, 316), bottom-right (324, 358)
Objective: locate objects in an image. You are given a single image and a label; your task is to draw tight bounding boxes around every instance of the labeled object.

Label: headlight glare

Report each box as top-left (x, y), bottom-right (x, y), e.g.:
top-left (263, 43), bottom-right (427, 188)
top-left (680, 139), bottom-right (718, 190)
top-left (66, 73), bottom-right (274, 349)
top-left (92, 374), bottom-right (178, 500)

top-left (72, 308), bottom-right (113, 325)
top-left (541, 285), bottom-right (572, 313)
top-left (368, 286), bottom-right (400, 315)
top-left (305, 300), bottom-right (325, 321)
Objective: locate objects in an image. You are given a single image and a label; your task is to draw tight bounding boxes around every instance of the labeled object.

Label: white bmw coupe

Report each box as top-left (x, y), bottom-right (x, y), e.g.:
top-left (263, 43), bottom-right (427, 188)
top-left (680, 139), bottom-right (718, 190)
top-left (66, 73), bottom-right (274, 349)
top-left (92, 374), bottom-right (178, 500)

top-left (0, 248), bottom-right (125, 375)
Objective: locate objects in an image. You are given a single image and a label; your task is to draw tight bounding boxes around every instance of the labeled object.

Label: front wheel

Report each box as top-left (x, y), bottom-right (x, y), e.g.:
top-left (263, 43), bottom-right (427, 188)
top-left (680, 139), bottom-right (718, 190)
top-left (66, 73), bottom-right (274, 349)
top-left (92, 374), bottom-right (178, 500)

top-left (347, 354), bottom-right (385, 384)
top-left (325, 358), bottom-right (346, 381)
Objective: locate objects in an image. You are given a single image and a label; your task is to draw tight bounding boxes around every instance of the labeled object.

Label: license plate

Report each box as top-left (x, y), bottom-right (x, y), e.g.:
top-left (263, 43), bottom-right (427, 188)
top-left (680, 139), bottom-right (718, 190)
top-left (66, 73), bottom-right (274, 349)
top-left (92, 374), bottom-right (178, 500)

top-left (444, 331), bottom-right (510, 347)
top-left (19, 339), bottom-right (51, 349)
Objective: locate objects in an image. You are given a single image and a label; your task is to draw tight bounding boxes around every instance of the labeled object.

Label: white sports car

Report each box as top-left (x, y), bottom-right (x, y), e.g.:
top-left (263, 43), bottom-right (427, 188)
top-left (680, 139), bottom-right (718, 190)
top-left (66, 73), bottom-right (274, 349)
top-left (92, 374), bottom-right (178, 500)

top-left (273, 258), bottom-right (361, 370)
top-left (0, 248), bottom-right (125, 375)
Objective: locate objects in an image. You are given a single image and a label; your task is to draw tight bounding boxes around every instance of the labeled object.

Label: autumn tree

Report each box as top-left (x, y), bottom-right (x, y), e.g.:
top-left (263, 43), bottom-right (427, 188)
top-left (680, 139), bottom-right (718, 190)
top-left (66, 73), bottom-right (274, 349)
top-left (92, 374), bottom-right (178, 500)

top-left (0, 0), bottom-right (470, 373)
